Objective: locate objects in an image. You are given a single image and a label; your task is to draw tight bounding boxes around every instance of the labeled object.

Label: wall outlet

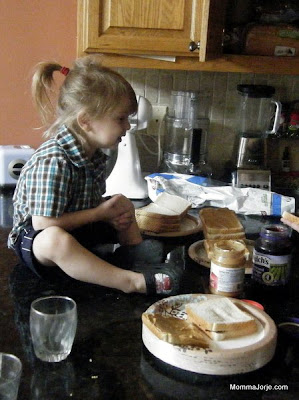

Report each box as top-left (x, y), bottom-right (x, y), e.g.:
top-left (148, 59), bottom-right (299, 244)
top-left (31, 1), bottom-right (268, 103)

top-left (146, 105), bottom-right (168, 136)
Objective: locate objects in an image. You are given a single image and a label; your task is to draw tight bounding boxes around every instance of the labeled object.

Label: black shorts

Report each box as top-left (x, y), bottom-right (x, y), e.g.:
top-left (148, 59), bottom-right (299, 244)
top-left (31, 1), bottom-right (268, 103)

top-left (12, 222), bottom-right (118, 281)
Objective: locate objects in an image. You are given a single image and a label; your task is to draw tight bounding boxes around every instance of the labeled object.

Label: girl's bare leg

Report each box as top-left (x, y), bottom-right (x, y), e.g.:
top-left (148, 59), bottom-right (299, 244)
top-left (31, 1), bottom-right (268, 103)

top-left (117, 219), bottom-right (142, 246)
top-left (32, 226), bottom-right (146, 293)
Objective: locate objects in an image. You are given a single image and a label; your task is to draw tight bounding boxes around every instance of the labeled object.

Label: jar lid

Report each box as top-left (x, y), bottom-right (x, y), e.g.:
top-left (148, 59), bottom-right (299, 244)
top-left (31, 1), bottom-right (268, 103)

top-left (290, 111), bottom-right (299, 122)
top-left (213, 240), bottom-right (246, 260)
top-left (260, 224), bottom-right (290, 240)
top-left (278, 318), bottom-right (299, 340)
top-left (237, 84), bottom-right (275, 98)
top-left (241, 299), bottom-right (264, 310)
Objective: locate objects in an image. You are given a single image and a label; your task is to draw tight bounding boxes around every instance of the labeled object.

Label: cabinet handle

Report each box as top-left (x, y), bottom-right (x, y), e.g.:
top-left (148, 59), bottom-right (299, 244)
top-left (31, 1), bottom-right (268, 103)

top-left (189, 41), bottom-right (200, 52)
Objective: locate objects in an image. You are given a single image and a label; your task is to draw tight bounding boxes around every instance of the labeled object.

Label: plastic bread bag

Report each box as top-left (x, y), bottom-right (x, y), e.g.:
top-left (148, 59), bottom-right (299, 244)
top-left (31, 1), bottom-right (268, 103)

top-left (145, 173), bottom-right (295, 216)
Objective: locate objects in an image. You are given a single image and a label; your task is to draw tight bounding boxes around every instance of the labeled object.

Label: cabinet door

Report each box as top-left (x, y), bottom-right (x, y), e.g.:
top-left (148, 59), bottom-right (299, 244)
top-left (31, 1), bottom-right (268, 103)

top-left (197, 0), bottom-right (227, 61)
top-left (78, 0), bottom-right (226, 60)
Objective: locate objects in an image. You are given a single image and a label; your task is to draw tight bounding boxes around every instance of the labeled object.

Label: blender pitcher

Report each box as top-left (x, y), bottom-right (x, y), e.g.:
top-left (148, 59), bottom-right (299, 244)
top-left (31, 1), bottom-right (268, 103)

top-left (236, 84), bottom-right (281, 169)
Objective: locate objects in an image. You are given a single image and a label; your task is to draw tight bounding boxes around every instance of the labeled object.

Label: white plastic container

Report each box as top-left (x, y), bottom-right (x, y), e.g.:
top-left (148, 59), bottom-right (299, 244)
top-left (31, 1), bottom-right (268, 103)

top-left (0, 145), bottom-right (34, 186)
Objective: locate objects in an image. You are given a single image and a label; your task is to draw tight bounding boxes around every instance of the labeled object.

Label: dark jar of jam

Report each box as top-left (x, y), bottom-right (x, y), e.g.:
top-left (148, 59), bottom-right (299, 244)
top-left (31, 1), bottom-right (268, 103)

top-left (252, 224), bottom-right (293, 290)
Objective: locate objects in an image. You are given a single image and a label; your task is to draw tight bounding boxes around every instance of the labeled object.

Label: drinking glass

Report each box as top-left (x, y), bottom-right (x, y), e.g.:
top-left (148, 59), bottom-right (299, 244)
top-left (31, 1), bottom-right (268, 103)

top-left (0, 353), bottom-right (22, 400)
top-left (30, 296), bottom-right (77, 362)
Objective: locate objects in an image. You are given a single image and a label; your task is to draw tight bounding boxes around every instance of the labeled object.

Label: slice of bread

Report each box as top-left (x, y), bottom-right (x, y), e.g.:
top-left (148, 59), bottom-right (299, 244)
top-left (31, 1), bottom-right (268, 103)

top-left (185, 297), bottom-right (257, 341)
top-left (202, 226), bottom-right (246, 240)
top-left (136, 192), bottom-right (192, 233)
top-left (282, 211), bottom-right (299, 225)
top-left (135, 214), bottom-right (180, 233)
top-left (200, 208), bottom-right (244, 234)
top-left (137, 192), bottom-right (191, 218)
top-left (154, 192), bottom-right (191, 215)
top-left (136, 203), bottom-right (182, 218)
top-left (142, 313), bottom-right (209, 347)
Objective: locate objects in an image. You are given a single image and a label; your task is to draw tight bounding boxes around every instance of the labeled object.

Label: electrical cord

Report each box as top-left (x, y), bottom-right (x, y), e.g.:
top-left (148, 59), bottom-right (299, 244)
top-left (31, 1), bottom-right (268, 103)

top-left (137, 132), bottom-right (158, 155)
top-left (137, 110), bottom-right (167, 168)
top-left (157, 112), bottom-right (167, 168)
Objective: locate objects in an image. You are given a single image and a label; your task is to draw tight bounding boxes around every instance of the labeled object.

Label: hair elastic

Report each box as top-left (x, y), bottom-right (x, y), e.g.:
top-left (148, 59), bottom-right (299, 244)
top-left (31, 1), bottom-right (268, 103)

top-left (60, 66), bottom-right (70, 76)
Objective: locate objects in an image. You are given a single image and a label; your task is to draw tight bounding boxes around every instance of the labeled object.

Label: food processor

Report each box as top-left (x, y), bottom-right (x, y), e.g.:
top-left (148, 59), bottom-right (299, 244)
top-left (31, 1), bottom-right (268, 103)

top-left (160, 91), bottom-right (212, 177)
top-left (232, 84), bottom-right (282, 190)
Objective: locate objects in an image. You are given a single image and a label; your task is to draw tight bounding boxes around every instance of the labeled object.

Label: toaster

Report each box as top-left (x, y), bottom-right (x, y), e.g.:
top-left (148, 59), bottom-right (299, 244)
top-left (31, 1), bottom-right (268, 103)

top-left (0, 145), bottom-right (35, 187)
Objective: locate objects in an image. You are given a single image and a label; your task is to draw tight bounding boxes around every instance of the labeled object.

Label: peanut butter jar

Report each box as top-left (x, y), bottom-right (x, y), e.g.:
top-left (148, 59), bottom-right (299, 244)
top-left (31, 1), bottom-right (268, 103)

top-left (209, 240), bottom-right (246, 298)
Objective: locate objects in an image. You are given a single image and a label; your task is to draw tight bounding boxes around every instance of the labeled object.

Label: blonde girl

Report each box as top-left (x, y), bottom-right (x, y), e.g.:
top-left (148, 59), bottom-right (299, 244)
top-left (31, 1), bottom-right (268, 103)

top-left (8, 55), bottom-right (182, 295)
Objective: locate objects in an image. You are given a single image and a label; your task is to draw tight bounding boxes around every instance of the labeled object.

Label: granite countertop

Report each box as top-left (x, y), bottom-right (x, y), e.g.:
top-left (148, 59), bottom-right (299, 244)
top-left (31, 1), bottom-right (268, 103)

top-left (0, 191), bottom-right (299, 400)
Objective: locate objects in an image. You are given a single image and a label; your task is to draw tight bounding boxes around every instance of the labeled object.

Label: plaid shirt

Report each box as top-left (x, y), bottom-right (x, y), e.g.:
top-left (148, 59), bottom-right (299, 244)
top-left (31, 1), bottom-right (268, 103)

top-left (8, 126), bottom-right (107, 247)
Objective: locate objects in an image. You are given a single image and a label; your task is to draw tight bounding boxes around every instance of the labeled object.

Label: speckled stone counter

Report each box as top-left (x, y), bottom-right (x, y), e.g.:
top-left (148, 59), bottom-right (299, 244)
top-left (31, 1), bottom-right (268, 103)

top-left (0, 192), bottom-right (299, 399)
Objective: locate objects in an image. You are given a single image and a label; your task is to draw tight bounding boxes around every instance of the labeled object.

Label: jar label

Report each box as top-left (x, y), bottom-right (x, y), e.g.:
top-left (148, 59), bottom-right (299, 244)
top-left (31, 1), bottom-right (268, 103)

top-left (210, 262), bottom-right (245, 294)
top-left (252, 249), bottom-right (291, 286)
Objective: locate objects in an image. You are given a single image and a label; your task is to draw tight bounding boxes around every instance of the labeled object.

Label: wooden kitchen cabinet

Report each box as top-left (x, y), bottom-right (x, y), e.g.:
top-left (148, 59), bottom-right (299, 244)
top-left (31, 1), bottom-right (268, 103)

top-left (77, 0), bottom-right (225, 60)
top-left (77, 0), bottom-right (299, 75)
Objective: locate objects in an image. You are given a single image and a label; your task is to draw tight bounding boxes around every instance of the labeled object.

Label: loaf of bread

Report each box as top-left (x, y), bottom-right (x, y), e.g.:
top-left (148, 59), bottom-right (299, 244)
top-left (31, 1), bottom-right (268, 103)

top-left (136, 192), bottom-right (191, 233)
top-left (282, 211), bottom-right (299, 225)
top-left (244, 24), bottom-right (299, 57)
top-left (185, 297), bottom-right (257, 341)
top-left (142, 313), bottom-right (209, 347)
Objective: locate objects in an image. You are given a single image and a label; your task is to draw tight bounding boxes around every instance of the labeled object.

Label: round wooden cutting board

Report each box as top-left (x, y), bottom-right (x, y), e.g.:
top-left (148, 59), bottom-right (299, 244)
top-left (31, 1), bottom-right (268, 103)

top-left (142, 294), bottom-right (277, 375)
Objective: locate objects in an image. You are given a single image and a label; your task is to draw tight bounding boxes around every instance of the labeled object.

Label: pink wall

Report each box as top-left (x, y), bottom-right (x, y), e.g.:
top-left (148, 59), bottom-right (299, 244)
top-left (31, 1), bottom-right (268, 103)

top-left (0, 1), bottom-right (77, 148)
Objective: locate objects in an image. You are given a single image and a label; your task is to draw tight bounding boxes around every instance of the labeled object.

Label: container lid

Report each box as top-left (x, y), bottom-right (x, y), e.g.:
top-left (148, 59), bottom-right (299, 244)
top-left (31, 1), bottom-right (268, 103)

top-left (278, 318), bottom-right (299, 340)
top-left (241, 299), bottom-right (264, 310)
top-left (290, 111), bottom-right (299, 123)
top-left (237, 84), bottom-right (275, 98)
top-left (260, 224), bottom-right (290, 240)
top-left (213, 240), bottom-right (246, 262)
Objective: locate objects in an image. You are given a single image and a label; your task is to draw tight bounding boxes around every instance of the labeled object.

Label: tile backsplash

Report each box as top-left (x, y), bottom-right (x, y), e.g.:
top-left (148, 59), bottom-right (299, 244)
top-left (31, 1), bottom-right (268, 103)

top-left (118, 68), bottom-right (299, 180)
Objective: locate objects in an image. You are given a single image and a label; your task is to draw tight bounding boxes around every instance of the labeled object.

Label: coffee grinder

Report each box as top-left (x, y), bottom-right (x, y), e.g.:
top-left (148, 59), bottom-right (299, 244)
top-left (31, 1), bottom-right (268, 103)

top-left (232, 84), bottom-right (281, 190)
top-left (160, 90), bottom-right (212, 177)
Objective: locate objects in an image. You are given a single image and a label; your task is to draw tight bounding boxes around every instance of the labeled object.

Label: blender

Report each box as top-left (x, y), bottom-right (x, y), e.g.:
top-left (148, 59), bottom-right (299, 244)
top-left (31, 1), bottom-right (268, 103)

top-left (232, 84), bottom-right (281, 190)
top-left (161, 91), bottom-right (211, 177)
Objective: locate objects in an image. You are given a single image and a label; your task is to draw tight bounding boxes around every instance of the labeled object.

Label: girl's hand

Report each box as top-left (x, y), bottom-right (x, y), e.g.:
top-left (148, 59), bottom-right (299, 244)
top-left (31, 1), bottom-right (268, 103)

top-left (97, 194), bottom-right (134, 223)
top-left (32, 194), bottom-right (135, 232)
top-left (281, 217), bottom-right (299, 233)
top-left (281, 211), bottom-right (299, 234)
top-left (110, 210), bottom-right (134, 231)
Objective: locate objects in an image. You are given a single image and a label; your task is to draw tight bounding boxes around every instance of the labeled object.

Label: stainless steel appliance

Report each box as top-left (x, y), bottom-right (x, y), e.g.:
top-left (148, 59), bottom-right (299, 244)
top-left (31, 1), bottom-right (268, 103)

top-left (161, 91), bottom-right (212, 176)
top-left (232, 169), bottom-right (271, 190)
top-left (233, 85), bottom-right (281, 190)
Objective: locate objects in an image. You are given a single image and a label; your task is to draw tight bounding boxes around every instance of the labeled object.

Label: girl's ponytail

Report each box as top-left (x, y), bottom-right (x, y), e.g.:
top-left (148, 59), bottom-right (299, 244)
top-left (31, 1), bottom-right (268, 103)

top-left (31, 62), bottom-right (64, 127)
top-left (31, 55), bottom-right (137, 140)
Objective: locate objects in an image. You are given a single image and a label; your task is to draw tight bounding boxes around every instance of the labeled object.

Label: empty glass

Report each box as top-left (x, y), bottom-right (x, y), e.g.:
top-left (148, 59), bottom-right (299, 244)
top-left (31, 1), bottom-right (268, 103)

top-left (0, 353), bottom-right (22, 400)
top-left (30, 296), bottom-right (77, 362)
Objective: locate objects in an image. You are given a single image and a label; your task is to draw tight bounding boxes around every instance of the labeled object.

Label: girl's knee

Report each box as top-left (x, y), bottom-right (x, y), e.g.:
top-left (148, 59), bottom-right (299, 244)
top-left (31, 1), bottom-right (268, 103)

top-left (35, 226), bottom-right (73, 255)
